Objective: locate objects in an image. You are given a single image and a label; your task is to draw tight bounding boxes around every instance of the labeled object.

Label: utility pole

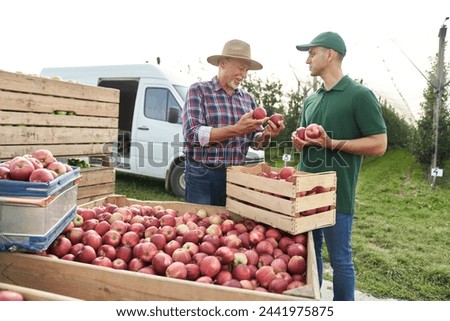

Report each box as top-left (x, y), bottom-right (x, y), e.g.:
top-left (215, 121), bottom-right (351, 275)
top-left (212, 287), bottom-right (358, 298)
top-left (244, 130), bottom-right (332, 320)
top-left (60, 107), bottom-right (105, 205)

top-left (431, 18), bottom-right (448, 190)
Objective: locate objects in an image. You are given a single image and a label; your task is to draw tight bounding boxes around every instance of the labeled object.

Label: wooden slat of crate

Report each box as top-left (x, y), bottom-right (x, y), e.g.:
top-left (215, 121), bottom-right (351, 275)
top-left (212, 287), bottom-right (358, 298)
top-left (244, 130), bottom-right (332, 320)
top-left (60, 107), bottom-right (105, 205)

top-left (227, 169), bottom-right (296, 197)
top-left (0, 90), bottom-right (119, 117)
top-left (0, 110), bottom-right (118, 128)
top-left (0, 252), bottom-right (315, 301)
top-left (0, 281), bottom-right (81, 301)
top-left (0, 143), bottom-right (109, 159)
top-left (76, 167), bottom-right (115, 204)
top-left (0, 70), bottom-right (118, 103)
top-left (0, 126), bottom-right (117, 145)
top-left (227, 198), bottom-right (336, 235)
top-left (226, 182), bottom-right (296, 215)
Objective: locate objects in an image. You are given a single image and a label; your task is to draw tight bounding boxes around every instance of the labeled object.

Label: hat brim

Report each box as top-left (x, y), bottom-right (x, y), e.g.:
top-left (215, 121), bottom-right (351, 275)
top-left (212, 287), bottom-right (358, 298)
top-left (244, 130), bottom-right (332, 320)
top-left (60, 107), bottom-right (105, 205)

top-left (207, 55), bottom-right (263, 70)
top-left (296, 44), bottom-right (311, 51)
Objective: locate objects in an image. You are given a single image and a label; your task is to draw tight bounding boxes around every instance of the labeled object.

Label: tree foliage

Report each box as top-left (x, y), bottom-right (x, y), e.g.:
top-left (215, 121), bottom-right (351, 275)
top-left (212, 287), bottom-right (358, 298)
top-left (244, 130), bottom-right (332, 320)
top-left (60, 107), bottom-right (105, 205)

top-left (411, 56), bottom-right (450, 168)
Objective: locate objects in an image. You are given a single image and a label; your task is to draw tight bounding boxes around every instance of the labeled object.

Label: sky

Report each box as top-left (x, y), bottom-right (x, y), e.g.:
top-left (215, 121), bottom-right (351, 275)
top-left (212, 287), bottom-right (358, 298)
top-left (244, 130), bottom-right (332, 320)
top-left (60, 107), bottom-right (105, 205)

top-left (1, 0), bottom-right (449, 122)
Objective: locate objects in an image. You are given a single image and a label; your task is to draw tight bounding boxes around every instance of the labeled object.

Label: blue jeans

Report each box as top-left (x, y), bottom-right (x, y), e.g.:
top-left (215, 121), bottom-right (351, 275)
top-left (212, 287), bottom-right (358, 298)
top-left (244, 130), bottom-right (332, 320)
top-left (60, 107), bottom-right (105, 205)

top-left (185, 159), bottom-right (227, 206)
top-left (313, 212), bottom-right (355, 301)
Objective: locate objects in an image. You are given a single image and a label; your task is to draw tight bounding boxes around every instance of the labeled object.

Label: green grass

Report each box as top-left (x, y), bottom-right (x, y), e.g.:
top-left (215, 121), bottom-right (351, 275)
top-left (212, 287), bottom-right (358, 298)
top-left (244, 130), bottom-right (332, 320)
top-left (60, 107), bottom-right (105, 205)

top-left (115, 149), bottom-right (450, 301)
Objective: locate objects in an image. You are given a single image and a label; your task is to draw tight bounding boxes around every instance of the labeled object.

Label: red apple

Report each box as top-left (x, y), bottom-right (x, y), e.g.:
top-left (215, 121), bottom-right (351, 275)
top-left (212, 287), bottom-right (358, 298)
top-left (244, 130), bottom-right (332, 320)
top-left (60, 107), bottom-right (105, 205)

top-left (171, 248), bottom-right (191, 264)
top-left (270, 258), bottom-right (288, 273)
top-left (159, 214), bottom-right (177, 227)
top-left (66, 227), bottom-right (84, 244)
top-left (186, 263), bottom-right (201, 281)
top-left (133, 242), bottom-right (158, 262)
top-left (0, 290), bottom-right (25, 301)
top-left (269, 113), bottom-right (284, 128)
top-left (121, 231), bottom-right (140, 247)
top-left (305, 123), bottom-right (321, 139)
top-left (205, 224), bottom-right (222, 237)
top-left (78, 208), bottom-right (96, 221)
top-left (148, 233), bottom-right (165, 250)
top-left (182, 229), bottom-right (202, 244)
top-left (92, 256), bottom-right (113, 268)
top-left (166, 261), bottom-right (187, 279)
top-left (82, 218), bottom-right (99, 231)
top-left (116, 245), bottom-right (133, 263)
top-left (138, 266), bottom-right (156, 275)
top-left (97, 244), bottom-right (117, 261)
top-left (198, 241), bottom-right (217, 255)
top-left (46, 161), bottom-right (67, 176)
top-left (160, 225), bottom-right (177, 242)
top-left (102, 230), bottom-right (121, 247)
top-left (232, 264), bottom-right (252, 281)
top-left (222, 279), bottom-right (242, 288)
top-left (214, 246), bottom-right (235, 265)
top-left (295, 126), bottom-right (306, 140)
top-left (0, 166), bottom-right (11, 180)
top-left (253, 106), bottom-right (267, 119)
top-left (49, 235), bottom-right (72, 258)
top-left (255, 265), bottom-right (277, 288)
top-left (31, 149), bottom-right (56, 167)
top-left (287, 255), bottom-right (306, 275)
top-left (164, 240), bottom-right (181, 256)
top-left (265, 228), bottom-right (282, 241)
top-left (152, 252), bottom-right (173, 275)
top-left (29, 168), bottom-right (54, 182)
top-left (278, 166), bottom-right (296, 180)
top-left (111, 258), bottom-right (128, 270)
top-left (74, 245), bottom-right (97, 264)
top-left (268, 277), bottom-right (289, 294)
top-left (82, 232), bottom-right (103, 250)
top-left (110, 220), bottom-right (128, 235)
top-left (128, 258), bottom-right (145, 272)
top-left (199, 255), bottom-right (221, 278)
top-left (94, 220), bottom-right (111, 236)
top-left (249, 230), bottom-right (265, 245)
top-left (244, 249), bottom-right (259, 266)
top-left (196, 276), bottom-right (213, 284)
top-left (278, 236), bottom-right (295, 253)
top-left (9, 156), bottom-right (35, 181)
top-left (182, 241), bottom-right (199, 256)
top-left (216, 270), bottom-right (233, 285)
top-left (255, 240), bottom-right (274, 256)
top-left (287, 243), bottom-right (307, 258)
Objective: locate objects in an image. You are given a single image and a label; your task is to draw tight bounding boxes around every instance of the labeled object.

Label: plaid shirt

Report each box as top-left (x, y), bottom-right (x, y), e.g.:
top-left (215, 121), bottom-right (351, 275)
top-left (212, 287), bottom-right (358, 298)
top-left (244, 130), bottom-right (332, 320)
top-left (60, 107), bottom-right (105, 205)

top-left (182, 76), bottom-right (261, 168)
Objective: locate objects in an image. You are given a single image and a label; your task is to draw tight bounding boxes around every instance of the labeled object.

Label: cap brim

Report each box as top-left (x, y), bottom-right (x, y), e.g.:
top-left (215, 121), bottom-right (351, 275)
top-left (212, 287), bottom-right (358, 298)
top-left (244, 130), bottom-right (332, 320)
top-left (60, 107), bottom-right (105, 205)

top-left (207, 55), bottom-right (263, 70)
top-left (296, 44), bottom-right (311, 51)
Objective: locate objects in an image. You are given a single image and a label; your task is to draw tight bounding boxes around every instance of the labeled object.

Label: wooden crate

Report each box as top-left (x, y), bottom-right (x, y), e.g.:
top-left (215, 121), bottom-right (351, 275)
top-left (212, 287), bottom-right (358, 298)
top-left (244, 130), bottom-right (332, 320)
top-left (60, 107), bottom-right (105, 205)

top-left (0, 196), bottom-right (320, 301)
top-left (226, 163), bottom-right (336, 235)
top-left (77, 166), bottom-right (116, 205)
top-left (0, 281), bottom-right (81, 301)
top-left (0, 70), bottom-right (119, 202)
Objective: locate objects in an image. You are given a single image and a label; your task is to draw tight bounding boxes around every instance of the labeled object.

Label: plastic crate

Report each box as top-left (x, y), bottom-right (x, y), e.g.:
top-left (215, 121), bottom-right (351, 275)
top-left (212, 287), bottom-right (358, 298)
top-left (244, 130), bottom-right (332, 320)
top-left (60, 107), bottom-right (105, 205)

top-left (0, 184), bottom-right (78, 252)
top-left (0, 206), bottom-right (76, 252)
top-left (0, 166), bottom-right (80, 197)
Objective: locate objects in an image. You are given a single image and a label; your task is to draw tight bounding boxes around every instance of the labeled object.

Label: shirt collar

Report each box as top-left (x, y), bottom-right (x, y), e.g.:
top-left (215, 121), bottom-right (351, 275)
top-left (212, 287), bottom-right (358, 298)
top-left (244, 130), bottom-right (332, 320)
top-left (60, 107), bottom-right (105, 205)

top-left (317, 75), bottom-right (349, 93)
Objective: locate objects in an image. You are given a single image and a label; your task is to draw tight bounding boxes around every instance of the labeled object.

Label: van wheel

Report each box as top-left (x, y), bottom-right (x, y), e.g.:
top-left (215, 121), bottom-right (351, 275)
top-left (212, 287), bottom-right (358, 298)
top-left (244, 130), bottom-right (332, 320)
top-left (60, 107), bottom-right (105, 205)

top-left (169, 163), bottom-right (185, 198)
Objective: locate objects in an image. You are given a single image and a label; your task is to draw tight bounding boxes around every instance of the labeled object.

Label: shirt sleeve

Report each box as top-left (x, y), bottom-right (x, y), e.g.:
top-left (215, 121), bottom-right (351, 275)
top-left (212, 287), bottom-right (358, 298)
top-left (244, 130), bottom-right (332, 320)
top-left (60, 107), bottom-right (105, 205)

top-left (198, 126), bottom-right (212, 147)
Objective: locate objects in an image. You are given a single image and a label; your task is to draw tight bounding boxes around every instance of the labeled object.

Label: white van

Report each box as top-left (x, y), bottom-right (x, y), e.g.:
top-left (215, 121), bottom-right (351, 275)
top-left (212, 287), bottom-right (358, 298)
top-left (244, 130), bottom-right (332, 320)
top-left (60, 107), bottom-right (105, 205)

top-left (40, 64), bottom-right (265, 198)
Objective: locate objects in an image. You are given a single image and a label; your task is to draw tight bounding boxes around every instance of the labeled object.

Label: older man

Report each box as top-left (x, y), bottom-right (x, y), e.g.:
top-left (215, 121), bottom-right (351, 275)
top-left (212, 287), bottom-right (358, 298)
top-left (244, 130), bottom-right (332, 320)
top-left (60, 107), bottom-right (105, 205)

top-left (182, 39), bottom-right (284, 206)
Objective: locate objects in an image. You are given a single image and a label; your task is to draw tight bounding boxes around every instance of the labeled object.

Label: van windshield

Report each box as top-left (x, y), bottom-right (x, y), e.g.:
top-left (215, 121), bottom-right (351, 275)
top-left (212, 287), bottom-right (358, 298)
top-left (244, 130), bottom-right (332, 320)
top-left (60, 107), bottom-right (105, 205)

top-left (173, 85), bottom-right (188, 102)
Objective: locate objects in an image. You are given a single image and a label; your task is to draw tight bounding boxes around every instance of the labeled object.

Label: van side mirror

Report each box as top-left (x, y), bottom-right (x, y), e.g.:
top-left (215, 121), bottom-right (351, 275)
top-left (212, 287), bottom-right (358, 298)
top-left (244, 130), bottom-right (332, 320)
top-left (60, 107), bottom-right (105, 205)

top-left (168, 107), bottom-right (180, 123)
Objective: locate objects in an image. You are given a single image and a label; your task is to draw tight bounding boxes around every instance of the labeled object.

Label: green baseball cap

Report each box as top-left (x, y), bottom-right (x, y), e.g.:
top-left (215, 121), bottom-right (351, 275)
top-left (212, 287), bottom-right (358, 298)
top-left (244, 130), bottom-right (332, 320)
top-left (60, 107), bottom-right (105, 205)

top-left (296, 32), bottom-right (347, 56)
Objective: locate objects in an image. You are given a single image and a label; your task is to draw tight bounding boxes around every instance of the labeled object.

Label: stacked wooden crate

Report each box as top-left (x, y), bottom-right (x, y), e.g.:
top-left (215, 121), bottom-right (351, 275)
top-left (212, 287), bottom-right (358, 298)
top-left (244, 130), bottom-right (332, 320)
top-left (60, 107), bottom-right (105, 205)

top-left (0, 70), bottom-right (119, 204)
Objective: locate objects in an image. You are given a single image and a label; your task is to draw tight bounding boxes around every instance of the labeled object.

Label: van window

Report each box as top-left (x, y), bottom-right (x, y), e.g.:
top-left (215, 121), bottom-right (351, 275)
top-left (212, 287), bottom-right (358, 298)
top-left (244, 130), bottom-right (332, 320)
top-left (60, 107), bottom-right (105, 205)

top-left (144, 88), bottom-right (182, 123)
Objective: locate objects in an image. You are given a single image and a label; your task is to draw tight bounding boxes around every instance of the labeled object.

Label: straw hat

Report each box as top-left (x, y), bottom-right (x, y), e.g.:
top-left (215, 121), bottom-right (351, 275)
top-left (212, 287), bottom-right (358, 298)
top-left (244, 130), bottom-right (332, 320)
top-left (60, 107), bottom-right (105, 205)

top-left (207, 39), bottom-right (263, 70)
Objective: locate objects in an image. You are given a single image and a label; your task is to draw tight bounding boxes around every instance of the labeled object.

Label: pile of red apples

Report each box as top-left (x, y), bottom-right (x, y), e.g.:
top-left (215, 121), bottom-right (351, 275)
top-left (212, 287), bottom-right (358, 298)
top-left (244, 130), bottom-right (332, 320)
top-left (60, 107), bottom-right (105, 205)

top-left (257, 166), bottom-right (332, 216)
top-left (0, 149), bottom-right (72, 183)
top-left (40, 203), bottom-right (309, 295)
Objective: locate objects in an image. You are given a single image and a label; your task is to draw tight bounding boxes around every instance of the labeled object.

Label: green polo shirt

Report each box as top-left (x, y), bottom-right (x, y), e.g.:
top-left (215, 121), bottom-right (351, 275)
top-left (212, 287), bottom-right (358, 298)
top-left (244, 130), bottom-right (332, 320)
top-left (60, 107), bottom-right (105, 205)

top-left (299, 75), bottom-right (387, 215)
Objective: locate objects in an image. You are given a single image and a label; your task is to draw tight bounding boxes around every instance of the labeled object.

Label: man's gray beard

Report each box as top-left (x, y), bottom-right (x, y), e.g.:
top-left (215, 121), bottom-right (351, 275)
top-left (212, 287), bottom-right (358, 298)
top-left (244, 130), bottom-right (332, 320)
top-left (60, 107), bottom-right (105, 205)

top-left (228, 81), bottom-right (240, 90)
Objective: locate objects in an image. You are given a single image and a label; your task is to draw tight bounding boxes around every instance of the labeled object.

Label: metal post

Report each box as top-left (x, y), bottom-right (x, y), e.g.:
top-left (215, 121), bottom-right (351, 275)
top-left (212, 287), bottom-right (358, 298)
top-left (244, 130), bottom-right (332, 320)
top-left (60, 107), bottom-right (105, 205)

top-left (431, 19), bottom-right (448, 190)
